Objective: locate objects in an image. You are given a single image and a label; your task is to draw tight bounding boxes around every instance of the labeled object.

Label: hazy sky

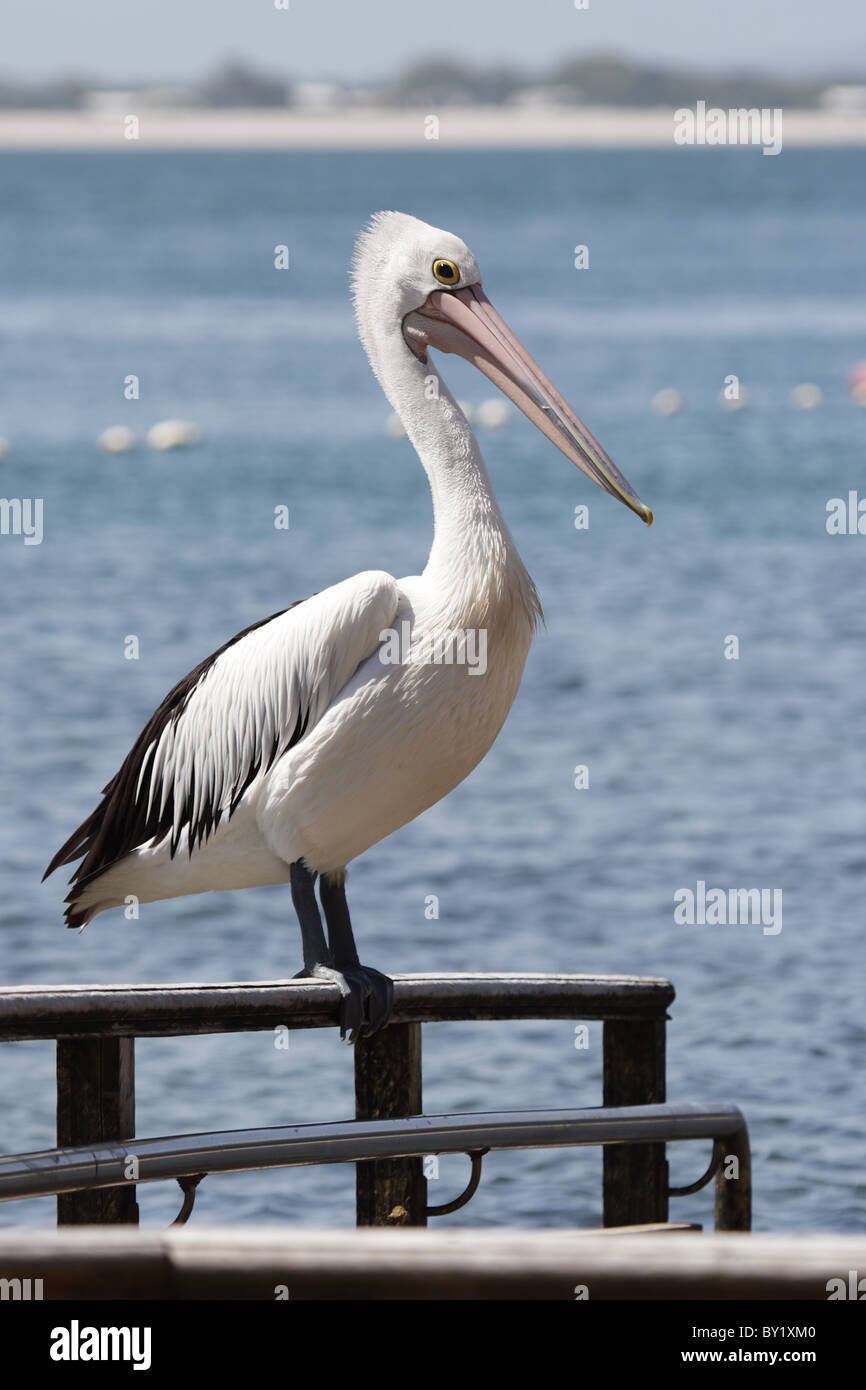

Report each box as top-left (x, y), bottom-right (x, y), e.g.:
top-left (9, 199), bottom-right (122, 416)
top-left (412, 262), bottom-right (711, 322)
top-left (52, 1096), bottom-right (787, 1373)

top-left (3, 0), bottom-right (863, 83)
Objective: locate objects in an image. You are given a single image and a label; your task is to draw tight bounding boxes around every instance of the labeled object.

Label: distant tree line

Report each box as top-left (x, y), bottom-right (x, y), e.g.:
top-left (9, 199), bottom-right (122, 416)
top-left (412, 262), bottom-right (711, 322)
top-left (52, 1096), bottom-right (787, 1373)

top-left (0, 54), bottom-right (858, 110)
top-left (386, 55), bottom-right (833, 108)
top-left (0, 60), bottom-right (290, 109)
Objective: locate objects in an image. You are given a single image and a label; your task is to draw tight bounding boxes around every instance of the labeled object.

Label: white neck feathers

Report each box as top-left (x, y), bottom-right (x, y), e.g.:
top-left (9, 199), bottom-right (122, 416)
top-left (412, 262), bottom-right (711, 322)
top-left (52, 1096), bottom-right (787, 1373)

top-left (358, 310), bottom-right (542, 633)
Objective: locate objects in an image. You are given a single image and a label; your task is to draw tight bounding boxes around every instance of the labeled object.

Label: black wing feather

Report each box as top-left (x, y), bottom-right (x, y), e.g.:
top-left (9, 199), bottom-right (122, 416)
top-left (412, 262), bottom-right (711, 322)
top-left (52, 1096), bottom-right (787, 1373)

top-left (44, 604), bottom-right (305, 899)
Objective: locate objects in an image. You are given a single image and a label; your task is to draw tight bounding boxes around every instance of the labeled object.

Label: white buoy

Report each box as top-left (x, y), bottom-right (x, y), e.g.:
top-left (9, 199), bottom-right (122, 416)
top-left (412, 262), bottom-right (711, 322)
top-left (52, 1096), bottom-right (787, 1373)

top-left (847, 363), bottom-right (866, 406)
top-left (146, 419), bottom-right (199, 451)
top-left (384, 412), bottom-right (406, 439)
top-left (651, 388), bottom-right (683, 417)
top-left (0, 436), bottom-right (9, 461)
top-left (97, 425), bottom-right (135, 454)
top-left (476, 398), bottom-right (510, 429)
top-left (789, 383), bottom-right (822, 410)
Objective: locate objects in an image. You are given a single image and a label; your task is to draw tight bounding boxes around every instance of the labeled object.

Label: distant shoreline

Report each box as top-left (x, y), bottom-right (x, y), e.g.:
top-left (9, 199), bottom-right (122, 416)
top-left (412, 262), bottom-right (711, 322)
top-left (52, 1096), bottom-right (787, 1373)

top-left (0, 105), bottom-right (865, 150)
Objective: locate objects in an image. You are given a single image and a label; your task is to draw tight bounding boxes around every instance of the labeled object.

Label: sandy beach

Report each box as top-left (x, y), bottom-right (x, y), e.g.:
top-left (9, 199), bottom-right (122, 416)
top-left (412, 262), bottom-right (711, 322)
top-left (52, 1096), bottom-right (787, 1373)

top-left (0, 105), bottom-right (864, 150)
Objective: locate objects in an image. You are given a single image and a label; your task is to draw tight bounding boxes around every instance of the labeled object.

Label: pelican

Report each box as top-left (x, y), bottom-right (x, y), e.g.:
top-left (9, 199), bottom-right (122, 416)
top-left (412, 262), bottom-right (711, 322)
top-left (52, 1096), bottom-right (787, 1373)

top-left (45, 212), bottom-right (652, 1042)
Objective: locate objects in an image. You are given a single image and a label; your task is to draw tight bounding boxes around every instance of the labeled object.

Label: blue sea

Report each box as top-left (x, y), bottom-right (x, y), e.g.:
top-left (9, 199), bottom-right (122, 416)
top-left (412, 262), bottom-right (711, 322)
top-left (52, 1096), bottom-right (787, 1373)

top-left (0, 147), bottom-right (864, 1233)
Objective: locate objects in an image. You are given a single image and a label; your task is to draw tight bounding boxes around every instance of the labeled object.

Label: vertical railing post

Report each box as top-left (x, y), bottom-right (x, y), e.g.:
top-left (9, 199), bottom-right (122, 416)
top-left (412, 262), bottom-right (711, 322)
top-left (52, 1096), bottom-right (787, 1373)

top-left (56, 1037), bottom-right (138, 1225)
top-left (715, 1120), bottom-right (751, 1231)
top-left (602, 1017), bottom-right (668, 1226)
top-left (354, 1022), bottom-right (426, 1226)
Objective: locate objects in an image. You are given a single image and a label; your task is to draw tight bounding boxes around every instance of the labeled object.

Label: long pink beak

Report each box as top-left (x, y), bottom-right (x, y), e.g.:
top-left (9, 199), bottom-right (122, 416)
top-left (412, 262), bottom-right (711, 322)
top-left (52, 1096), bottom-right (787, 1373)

top-left (404, 285), bottom-right (652, 525)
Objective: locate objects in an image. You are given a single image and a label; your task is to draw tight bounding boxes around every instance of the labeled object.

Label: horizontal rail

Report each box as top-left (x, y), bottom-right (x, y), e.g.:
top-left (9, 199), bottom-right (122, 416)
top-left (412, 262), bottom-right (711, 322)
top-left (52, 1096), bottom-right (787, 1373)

top-left (0, 1101), bottom-right (743, 1202)
top-left (0, 1229), bottom-right (852, 1300)
top-left (0, 972), bottom-right (675, 1041)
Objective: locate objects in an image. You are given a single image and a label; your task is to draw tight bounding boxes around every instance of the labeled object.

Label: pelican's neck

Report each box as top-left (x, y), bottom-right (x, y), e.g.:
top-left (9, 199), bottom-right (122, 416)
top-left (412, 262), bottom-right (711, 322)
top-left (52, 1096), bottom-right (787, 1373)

top-left (369, 329), bottom-right (541, 628)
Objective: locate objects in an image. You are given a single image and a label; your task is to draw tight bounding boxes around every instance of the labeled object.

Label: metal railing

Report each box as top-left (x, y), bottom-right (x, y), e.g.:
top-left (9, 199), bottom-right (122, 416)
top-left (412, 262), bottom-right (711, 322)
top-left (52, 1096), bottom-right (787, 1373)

top-left (0, 971), bottom-right (751, 1230)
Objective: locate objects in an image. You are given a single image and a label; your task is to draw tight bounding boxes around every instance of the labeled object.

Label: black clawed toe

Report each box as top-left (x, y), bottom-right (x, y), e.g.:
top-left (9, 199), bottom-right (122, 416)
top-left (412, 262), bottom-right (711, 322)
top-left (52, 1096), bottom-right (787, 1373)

top-left (338, 965), bottom-right (394, 1042)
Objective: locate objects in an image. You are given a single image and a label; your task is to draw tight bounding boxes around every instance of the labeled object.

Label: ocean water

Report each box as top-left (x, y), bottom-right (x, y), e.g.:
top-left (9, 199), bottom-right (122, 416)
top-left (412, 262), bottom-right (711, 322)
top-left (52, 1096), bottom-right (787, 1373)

top-left (0, 148), bottom-right (864, 1234)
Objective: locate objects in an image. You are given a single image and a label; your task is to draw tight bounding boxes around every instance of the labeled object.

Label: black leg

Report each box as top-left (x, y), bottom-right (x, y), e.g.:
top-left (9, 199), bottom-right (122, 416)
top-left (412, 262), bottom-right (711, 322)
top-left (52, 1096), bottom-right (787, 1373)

top-left (289, 860), bottom-right (355, 1031)
top-left (290, 861), bottom-right (331, 973)
top-left (319, 872), bottom-right (394, 1041)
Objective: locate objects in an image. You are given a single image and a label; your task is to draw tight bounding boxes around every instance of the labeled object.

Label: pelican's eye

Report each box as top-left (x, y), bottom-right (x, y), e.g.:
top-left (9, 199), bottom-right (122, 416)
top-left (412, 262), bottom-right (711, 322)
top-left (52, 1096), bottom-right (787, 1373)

top-left (432, 257), bottom-right (460, 286)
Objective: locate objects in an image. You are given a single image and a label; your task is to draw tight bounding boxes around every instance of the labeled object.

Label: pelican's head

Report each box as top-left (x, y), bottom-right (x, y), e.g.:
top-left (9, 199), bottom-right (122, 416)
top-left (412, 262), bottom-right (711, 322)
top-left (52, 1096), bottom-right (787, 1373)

top-left (352, 210), bottom-right (652, 526)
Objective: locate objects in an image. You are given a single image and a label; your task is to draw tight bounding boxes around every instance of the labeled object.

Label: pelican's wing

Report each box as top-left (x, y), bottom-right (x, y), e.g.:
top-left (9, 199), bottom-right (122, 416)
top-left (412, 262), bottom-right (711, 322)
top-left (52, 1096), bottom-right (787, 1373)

top-left (45, 570), bottom-right (398, 892)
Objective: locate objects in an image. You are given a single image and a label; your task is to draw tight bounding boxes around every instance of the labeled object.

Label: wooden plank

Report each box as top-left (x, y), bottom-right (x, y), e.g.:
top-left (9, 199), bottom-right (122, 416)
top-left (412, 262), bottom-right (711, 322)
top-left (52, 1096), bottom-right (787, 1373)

top-left (0, 973), bottom-right (675, 1041)
top-left (1, 1228), bottom-right (863, 1299)
top-left (602, 1017), bottom-right (668, 1226)
top-left (354, 1023), bottom-right (426, 1227)
top-left (56, 1037), bottom-right (138, 1226)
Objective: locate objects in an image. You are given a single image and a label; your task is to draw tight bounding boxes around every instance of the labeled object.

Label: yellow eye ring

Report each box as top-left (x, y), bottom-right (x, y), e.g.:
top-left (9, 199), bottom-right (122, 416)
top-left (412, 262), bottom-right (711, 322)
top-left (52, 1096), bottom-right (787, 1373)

top-left (432, 257), bottom-right (460, 286)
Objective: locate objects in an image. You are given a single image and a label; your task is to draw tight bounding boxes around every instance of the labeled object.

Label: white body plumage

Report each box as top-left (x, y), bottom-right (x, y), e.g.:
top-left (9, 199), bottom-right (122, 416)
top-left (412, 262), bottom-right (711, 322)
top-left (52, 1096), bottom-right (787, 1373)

top-left (50, 211), bottom-right (649, 934)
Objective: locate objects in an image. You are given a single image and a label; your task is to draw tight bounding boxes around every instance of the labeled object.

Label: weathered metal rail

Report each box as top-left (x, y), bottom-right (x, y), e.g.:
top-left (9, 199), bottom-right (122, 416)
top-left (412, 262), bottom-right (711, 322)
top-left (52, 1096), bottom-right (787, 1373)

top-left (0, 1102), bottom-right (750, 1231)
top-left (0, 971), bottom-right (749, 1230)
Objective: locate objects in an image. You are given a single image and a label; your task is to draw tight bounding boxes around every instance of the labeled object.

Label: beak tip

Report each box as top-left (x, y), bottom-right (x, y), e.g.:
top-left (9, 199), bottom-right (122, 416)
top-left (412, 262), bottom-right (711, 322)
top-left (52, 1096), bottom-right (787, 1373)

top-left (643, 506), bottom-right (654, 527)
